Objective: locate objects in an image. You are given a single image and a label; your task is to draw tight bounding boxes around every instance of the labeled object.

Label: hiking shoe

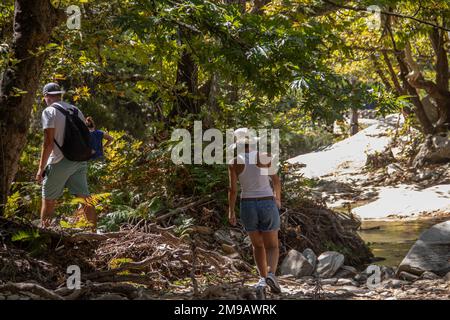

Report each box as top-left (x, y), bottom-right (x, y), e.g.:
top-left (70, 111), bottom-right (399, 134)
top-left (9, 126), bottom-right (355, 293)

top-left (266, 272), bottom-right (281, 294)
top-left (255, 277), bottom-right (266, 300)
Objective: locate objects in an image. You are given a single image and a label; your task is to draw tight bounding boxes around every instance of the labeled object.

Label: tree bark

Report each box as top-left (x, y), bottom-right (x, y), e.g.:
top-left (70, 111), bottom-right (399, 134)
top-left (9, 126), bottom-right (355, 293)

top-left (0, 0), bottom-right (64, 214)
top-left (370, 54), bottom-right (393, 91)
top-left (382, 50), bottom-right (403, 95)
top-left (395, 50), bottom-right (435, 134)
top-left (171, 28), bottom-right (199, 118)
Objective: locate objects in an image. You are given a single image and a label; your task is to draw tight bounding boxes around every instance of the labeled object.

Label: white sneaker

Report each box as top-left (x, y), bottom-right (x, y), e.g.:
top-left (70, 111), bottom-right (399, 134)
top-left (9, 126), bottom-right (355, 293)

top-left (255, 277), bottom-right (266, 300)
top-left (266, 272), bottom-right (281, 294)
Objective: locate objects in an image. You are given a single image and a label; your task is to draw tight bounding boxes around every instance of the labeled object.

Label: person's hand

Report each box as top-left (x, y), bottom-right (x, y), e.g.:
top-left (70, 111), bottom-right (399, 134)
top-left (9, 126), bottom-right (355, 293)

top-left (228, 210), bottom-right (237, 226)
top-left (36, 168), bottom-right (44, 184)
top-left (275, 198), bottom-right (281, 209)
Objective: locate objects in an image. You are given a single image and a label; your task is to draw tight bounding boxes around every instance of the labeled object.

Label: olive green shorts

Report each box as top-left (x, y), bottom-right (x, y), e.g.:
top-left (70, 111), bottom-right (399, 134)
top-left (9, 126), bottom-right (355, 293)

top-left (42, 158), bottom-right (90, 200)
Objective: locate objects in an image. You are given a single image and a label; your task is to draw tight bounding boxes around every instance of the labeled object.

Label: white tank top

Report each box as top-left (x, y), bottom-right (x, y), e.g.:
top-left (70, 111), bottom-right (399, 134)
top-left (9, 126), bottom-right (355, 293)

top-left (238, 151), bottom-right (274, 199)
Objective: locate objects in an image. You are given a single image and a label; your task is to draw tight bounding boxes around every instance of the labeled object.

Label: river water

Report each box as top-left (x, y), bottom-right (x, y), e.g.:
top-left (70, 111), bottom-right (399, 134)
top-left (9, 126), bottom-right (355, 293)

top-left (358, 217), bottom-right (449, 267)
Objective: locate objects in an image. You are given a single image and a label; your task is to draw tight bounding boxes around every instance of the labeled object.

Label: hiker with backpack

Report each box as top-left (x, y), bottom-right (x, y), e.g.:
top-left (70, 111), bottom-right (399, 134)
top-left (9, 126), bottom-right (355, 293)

top-left (85, 117), bottom-right (114, 160)
top-left (36, 83), bottom-right (96, 229)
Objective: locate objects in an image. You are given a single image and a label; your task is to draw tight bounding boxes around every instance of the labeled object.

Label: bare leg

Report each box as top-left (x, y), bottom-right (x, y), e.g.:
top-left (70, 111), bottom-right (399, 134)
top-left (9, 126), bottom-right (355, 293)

top-left (248, 231), bottom-right (268, 278)
top-left (261, 230), bottom-right (280, 274)
top-left (40, 199), bottom-right (56, 227)
top-left (77, 195), bottom-right (96, 230)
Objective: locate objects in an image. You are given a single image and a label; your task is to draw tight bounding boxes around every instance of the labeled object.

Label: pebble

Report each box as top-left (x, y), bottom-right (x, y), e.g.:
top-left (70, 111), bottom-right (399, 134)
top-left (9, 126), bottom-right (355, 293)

top-left (336, 278), bottom-right (353, 286)
top-left (321, 278), bottom-right (338, 285)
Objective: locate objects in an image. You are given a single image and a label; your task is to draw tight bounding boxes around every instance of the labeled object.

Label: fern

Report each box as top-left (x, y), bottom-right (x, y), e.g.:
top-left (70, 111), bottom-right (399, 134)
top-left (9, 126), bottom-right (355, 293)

top-left (12, 229), bottom-right (40, 242)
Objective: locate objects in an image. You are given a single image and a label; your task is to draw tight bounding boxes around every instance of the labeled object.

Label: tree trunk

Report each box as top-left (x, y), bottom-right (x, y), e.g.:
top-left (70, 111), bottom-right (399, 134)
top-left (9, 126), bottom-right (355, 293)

top-left (382, 50), bottom-right (403, 95)
top-left (395, 51), bottom-right (435, 134)
top-left (171, 28), bottom-right (199, 118)
top-left (370, 54), bottom-right (393, 91)
top-left (0, 0), bottom-right (64, 214)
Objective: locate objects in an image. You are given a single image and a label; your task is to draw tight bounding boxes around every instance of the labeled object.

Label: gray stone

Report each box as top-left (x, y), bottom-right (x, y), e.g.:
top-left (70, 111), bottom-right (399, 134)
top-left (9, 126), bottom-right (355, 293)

top-left (397, 221), bottom-right (450, 277)
top-left (398, 271), bottom-right (420, 282)
top-left (0, 295), bottom-right (5, 300)
top-left (6, 295), bottom-right (21, 300)
top-left (380, 279), bottom-right (407, 289)
top-left (381, 266), bottom-right (396, 280)
top-left (280, 249), bottom-right (314, 278)
top-left (353, 273), bottom-right (368, 283)
top-left (445, 272), bottom-right (450, 282)
top-left (302, 248), bottom-right (317, 271)
top-left (316, 251), bottom-right (345, 278)
top-left (336, 278), bottom-right (354, 286)
top-left (413, 134), bottom-right (450, 167)
top-left (335, 265), bottom-right (358, 278)
top-left (420, 271), bottom-right (440, 280)
top-left (320, 278), bottom-right (338, 285)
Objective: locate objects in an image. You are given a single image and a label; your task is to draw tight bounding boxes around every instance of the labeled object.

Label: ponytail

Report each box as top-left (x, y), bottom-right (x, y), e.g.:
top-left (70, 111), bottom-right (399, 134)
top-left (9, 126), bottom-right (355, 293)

top-left (86, 116), bottom-right (95, 129)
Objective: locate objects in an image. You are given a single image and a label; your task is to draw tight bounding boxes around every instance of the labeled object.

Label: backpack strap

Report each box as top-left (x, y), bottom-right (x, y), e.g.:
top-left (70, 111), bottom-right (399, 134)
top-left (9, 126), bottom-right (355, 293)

top-left (50, 102), bottom-right (71, 116)
top-left (49, 103), bottom-right (73, 151)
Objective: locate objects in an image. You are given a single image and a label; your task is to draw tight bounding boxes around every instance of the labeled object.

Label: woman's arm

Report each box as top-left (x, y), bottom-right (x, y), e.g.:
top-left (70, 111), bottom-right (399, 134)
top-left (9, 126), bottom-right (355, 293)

top-left (271, 174), bottom-right (282, 209)
top-left (103, 132), bottom-right (114, 148)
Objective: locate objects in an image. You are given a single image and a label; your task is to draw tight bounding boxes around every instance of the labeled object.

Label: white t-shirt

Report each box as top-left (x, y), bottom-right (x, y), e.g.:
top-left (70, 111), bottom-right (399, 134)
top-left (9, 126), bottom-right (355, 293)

top-left (41, 101), bottom-right (86, 165)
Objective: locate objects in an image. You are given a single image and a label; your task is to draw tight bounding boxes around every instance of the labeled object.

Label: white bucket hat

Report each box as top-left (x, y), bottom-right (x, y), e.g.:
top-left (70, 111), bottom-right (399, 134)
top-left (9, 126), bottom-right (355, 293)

top-left (228, 127), bottom-right (260, 150)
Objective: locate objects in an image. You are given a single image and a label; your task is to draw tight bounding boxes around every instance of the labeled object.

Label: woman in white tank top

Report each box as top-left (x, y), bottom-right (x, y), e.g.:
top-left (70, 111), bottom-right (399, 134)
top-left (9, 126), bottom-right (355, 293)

top-left (228, 130), bottom-right (282, 298)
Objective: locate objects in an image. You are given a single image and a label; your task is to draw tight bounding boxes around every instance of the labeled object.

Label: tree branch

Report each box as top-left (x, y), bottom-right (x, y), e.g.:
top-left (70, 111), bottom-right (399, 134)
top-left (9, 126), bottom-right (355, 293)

top-left (322, 0), bottom-right (450, 32)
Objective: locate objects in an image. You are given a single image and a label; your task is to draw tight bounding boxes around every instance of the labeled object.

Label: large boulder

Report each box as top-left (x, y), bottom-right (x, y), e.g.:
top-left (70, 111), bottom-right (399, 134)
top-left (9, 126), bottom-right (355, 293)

top-left (280, 250), bottom-right (314, 278)
top-left (413, 134), bottom-right (450, 167)
top-left (302, 248), bottom-right (317, 270)
top-left (316, 251), bottom-right (345, 278)
top-left (397, 221), bottom-right (450, 277)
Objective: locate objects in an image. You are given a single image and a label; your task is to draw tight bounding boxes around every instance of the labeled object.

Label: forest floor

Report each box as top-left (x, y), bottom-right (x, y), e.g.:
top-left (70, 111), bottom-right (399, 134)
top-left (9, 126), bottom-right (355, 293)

top-left (1, 113), bottom-right (449, 300)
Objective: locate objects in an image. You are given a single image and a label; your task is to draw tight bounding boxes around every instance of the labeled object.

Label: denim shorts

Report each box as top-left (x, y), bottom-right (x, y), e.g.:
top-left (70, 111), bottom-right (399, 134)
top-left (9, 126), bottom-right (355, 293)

top-left (239, 199), bottom-right (280, 232)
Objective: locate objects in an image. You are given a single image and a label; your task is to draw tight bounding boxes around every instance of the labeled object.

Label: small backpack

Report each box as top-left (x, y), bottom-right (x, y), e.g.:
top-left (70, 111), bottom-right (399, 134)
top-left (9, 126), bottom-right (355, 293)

top-left (51, 103), bottom-right (93, 161)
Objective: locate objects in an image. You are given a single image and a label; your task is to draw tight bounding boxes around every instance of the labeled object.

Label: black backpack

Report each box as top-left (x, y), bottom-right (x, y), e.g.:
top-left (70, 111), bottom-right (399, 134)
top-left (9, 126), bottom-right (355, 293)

top-left (51, 103), bottom-right (93, 162)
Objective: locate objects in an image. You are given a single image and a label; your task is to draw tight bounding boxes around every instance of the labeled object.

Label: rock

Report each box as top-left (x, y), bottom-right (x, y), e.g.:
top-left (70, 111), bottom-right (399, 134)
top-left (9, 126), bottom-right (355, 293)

top-left (420, 271), bottom-right (440, 280)
top-left (445, 272), bottom-right (450, 282)
top-left (243, 236), bottom-right (252, 247)
top-left (214, 229), bottom-right (234, 246)
top-left (413, 134), bottom-right (450, 167)
top-left (221, 243), bottom-right (237, 254)
top-left (353, 273), bottom-right (368, 283)
top-left (380, 279), bottom-right (408, 289)
top-left (280, 250), bottom-right (314, 278)
top-left (386, 163), bottom-right (401, 175)
top-left (336, 278), bottom-right (354, 286)
top-left (385, 296), bottom-right (397, 300)
top-left (0, 295), bottom-right (5, 300)
top-left (398, 271), bottom-right (420, 282)
top-left (335, 265), bottom-right (358, 278)
top-left (381, 266), bottom-right (396, 280)
top-left (302, 248), bottom-right (317, 270)
top-left (6, 294), bottom-right (21, 300)
top-left (397, 221), bottom-right (450, 277)
top-left (316, 251), bottom-right (345, 278)
top-left (320, 278), bottom-right (338, 285)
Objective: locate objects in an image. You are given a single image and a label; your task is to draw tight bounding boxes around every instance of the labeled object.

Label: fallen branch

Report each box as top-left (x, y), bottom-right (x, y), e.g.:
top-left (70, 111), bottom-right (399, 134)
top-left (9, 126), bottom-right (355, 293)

top-left (0, 282), bottom-right (64, 300)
